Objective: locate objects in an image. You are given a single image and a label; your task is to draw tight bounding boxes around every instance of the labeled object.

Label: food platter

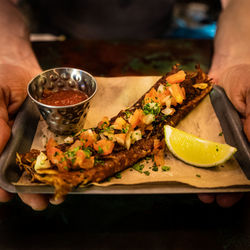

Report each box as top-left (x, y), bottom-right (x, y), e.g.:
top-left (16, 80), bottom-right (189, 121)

top-left (0, 77), bottom-right (250, 195)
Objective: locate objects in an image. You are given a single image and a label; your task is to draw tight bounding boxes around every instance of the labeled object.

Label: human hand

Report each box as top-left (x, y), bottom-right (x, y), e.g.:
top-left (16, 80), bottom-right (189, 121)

top-left (209, 64), bottom-right (250, 141)
top-left (0, 64), bottom-right (64, 210)
top-left (197, 64), bottom-right (250, 208)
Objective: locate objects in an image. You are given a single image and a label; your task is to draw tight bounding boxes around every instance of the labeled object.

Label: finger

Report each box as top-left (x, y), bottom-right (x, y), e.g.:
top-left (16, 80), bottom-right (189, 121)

top-left (216, 193), bottom-right (244, 208)
top-left (49, 195), bottom-right (65, 205)
top-left (0, 119), bottom-right (11, 153)
top-left (18, 193), bottom-right (49, 211)
top-left (197, 193), bottom-right (215, 204)
top-left (243, 90), bottom-right (250, 141)
top-left (0, 188), bottom-right (14, 202)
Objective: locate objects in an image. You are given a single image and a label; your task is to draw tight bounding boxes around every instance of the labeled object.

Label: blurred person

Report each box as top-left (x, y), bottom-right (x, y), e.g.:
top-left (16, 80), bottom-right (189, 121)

top-left (0, 0), bottom-right (248, 210)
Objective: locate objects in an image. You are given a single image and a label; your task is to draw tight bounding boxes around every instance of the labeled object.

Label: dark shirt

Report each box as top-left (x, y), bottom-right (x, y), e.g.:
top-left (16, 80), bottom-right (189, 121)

top-left (27, 0), bottom-right (175, 39)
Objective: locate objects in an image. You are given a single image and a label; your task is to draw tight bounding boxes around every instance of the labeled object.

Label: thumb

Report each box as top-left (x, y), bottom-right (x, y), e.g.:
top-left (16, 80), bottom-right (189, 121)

top-left (243, 90), bottom-right (250, 141)
top-left (0, 119), bottom-right (11, 153)
top-left (0, 88), bottom-right (11, 154)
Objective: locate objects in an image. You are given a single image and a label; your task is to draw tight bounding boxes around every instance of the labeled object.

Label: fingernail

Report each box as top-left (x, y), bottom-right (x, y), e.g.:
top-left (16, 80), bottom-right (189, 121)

top-left (49, 196), bottom-right (64, 205)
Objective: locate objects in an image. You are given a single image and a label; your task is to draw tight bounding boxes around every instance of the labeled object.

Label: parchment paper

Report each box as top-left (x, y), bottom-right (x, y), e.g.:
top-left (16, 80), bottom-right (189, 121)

top-left (30, 76), bottom-right (250, 189)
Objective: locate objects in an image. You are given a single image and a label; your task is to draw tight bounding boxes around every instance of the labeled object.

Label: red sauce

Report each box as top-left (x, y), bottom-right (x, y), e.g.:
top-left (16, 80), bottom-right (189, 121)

top-left (40, 90), bottom-right (88, 106)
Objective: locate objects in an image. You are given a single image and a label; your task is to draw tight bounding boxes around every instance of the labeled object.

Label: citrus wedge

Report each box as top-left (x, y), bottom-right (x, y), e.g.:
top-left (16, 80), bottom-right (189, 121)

top-left (164, 125), bottom-right (237, 167)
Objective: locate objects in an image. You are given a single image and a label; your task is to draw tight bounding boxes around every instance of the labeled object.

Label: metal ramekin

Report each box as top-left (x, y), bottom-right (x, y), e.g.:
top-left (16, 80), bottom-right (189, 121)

top-left (27, 67), bottom-right (97, 135)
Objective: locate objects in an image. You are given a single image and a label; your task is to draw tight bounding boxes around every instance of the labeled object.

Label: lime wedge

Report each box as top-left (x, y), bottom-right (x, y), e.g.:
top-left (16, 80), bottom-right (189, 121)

top-left (164, 125), bottom-right (237, 167)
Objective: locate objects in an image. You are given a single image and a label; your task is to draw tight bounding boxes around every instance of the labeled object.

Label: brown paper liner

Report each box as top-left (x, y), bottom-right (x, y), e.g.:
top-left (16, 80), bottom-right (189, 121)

top-left (17, 76), bottom-right (250, 189)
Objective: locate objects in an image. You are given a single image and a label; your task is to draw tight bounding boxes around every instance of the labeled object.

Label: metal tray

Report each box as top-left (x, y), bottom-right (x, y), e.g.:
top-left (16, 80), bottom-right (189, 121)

top-left (0, 85), bottom-right (250, 194)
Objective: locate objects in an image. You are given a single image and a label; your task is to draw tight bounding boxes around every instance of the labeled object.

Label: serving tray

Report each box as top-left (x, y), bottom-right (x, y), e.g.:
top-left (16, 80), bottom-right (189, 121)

top-left (0, 85), bottom-right (250, 194)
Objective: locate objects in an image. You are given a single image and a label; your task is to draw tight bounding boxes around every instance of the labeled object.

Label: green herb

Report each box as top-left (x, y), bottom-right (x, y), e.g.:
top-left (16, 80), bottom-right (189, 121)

top-left (216, 146), bottom-right (219, 152)
top-left (122, 127), bottom-right (129, 133)
top-left (219, 132), bottom-right (223, 136)
top-left (162, 166), bottom-right (170, 171)
top-left (145, 156), bottom-right (152, 162)
top-left (54, 151), bottom-right (59, 157)
top-left (143, 171), bottom-right (150, 176)
top-left (124, 110), bottom-right (132, 119)
top-left (83, 148), bottom-right (92, 158)
top-left (98, 146), bottom-right (104, 154)
top-left (64, 166), bottom-right (69, 170)
top-left (166, 83), bottom-right (172, 87)
top-left (106, 177), bottom-right (111, 182)
top-left (100, 126), bottom-right (114, 133)
top-left (71, 158), bottom-right (76, 164)
top-left (132, 163), bottom-right (145, 173)
top-left (196, 174), bottom-right (201, 178)
top-left (115, 172), bottom-right (122, 179)
top-left (152, 165), bottom-right (158, 172)
top-left (59, 157), bottom-right (66, 163)
top-left (94, 158), bottom-right (104, 165)
top-left (143, 102), bottom-right (161, 116)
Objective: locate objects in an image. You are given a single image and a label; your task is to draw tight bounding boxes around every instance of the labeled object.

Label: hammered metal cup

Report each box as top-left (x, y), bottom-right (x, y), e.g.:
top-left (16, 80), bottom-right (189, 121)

top-left (27, 67), bottom-right (97, 135)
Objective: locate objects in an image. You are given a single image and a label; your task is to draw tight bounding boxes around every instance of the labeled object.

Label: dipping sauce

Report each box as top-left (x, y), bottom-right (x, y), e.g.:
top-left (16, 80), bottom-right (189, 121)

top-left (40, 90), bottom-right (89, 106)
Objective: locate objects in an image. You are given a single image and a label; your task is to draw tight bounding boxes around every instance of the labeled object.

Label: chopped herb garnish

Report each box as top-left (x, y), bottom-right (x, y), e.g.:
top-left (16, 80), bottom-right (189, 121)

top-left (152, 165), bottom-right (158, 171)
top-left (124, 110), bottom-right (132, 119)
top-left (143, 102), bottom-right (161, 116)
top-left (144, 171), bottom-right (150, 176)
top-left (60, 157), bottom-right (66, 163)
top-left (94, 158), bottom-right (104, 165)
top-left (145, 156), bottom-right (152, 162)
top-left (196, 174), bottom-right (201, 178)
top-left (64, 166), bottom-right (69, 170)
top-left (122, 127), bottom-right (129, 133)
top-left (216, 146), bottom-right (219, 152)
top-left (219, 132), bottom-right (223, 136)
top-left (132, 163), bottom-right (145, 173)
top-left (83, 148), bottom-right (92, 158)
top-left (106, 177), bottom-right (111, 182)
top-left (54, 151), bottom-right (59, 157)
top-left (162, 166), bottom-right (170, 171)
top-left (166, 83), bottom-right (172, 87)
top-left (98, 146), bottom-right (104, 154)
top-left (115, 172), bottom-right (122, 179)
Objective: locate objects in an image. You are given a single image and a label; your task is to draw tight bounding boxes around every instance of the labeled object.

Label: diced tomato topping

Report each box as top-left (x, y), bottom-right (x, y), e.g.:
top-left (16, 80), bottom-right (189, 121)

top-left (93, 139), bottom-right (115, 155)
top-left (169, 84), bottom-right (185, 104)
top-left (128, 109), bottom-right (144, 129)
top-left (73, 149), bottom-right (86, 167)
top-left (144, 88), bottom-right (160, 105)
top-left (113, 117), bottom-right (127, 130)
top-left (158, 89), bottom-right (171, 105)
top-left (79, 129), bottom-right (97, 147)
top-left (46, 138), bottom-right (68, 172)
top-left (69, 140), bottom-right (83, 151)
top-left (97, 116), bottom-right (109, 129)
top-left (166, 70), bottom-right (186, 84)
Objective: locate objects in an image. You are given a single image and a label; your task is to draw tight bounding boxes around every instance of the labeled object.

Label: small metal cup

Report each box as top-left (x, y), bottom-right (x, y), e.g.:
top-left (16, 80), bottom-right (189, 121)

top-left (27, 67), bottom-right (97, 135)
